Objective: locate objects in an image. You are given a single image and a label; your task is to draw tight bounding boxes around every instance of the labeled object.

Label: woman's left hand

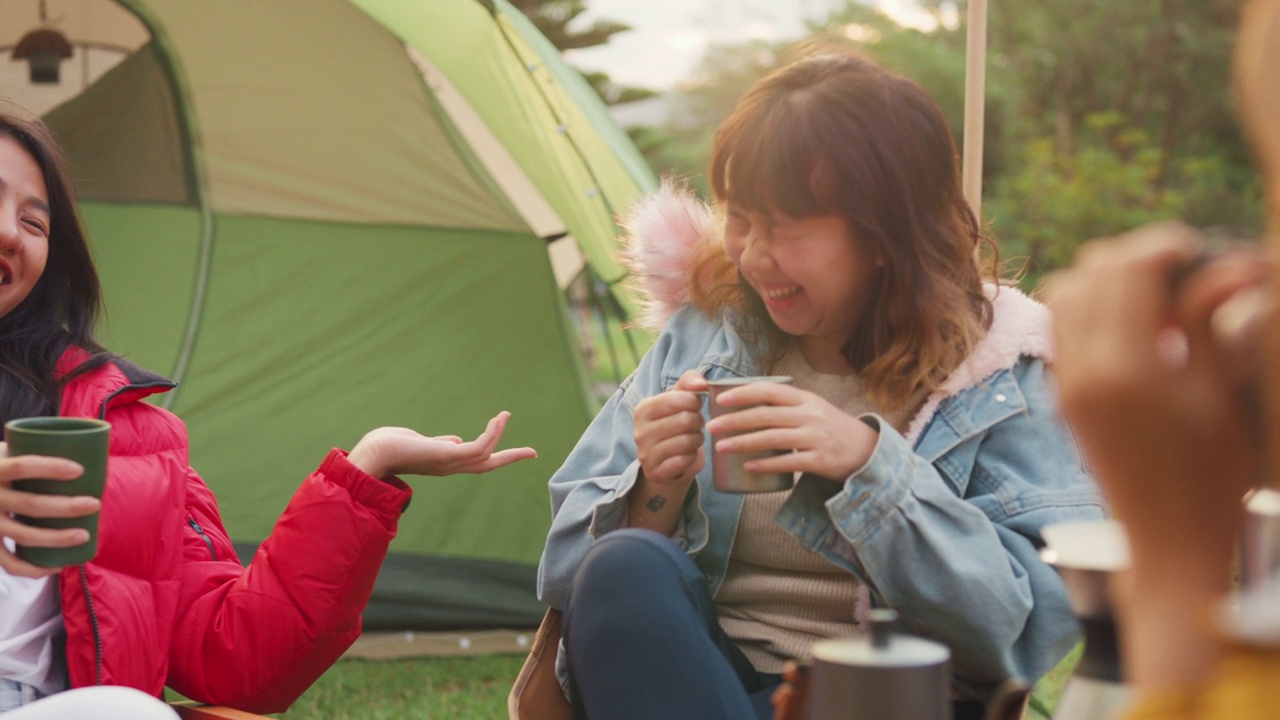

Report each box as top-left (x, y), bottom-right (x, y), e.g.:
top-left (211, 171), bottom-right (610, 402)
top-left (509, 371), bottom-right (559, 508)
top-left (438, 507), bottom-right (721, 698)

top-left (704, 383), bottom-right (879, 482)
top-left (348, 411), bottom-right (537, 479)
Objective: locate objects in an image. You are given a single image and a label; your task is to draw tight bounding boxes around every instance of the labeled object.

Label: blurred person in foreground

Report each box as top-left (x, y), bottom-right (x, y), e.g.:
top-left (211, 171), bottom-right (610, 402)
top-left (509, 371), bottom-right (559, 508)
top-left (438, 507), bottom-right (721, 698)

top-left (1047, 3), bottom-right (1280, 715)
top-left (1048, 223), bottom-right (1276, 719)
top-left (0, 112), bottom-right (536, 718)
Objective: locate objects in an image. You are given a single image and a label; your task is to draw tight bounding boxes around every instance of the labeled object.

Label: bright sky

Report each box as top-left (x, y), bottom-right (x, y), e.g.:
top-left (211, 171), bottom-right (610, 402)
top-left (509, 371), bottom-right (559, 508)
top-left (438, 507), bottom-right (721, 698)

top-left (567, 0), bottom-right (957, 90)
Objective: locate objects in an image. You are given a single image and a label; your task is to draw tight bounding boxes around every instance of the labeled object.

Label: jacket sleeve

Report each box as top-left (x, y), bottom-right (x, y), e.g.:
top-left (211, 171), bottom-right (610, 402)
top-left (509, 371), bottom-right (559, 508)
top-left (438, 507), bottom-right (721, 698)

top-left (779, 359), bottom-right (1104, 697)
top-left (536, 317), bottom-right (711, 611)
top-left (166, 449), bottom-right (412, 713)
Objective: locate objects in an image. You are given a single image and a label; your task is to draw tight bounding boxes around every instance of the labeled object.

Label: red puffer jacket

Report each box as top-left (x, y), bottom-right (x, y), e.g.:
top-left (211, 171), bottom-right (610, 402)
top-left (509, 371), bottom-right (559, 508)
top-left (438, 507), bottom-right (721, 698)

top-left (53, 347), bottom-right (412, 712)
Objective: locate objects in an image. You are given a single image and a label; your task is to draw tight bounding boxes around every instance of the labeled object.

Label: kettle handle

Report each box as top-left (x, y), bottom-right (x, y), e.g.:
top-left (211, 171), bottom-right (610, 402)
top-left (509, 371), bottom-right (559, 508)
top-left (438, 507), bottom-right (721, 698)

top-left (770, 660), bottom-right (811, 720)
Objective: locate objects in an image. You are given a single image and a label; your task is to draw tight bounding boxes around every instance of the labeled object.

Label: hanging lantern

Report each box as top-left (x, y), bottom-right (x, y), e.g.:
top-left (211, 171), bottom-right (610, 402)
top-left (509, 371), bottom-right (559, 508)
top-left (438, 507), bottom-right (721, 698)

top-left (12, 28), bottom-right (74, 84)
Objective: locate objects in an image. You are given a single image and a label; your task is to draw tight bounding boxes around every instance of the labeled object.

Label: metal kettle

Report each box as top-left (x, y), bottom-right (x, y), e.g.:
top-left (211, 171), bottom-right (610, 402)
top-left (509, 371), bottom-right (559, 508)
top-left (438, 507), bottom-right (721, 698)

top-left (806, 609), bottom-right (953, 720)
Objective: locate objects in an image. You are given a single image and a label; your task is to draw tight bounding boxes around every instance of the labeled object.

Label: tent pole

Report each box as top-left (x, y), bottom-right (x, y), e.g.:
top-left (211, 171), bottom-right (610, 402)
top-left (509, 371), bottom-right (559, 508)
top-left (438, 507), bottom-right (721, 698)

top-left (962, 0), bottom-right (989, 224)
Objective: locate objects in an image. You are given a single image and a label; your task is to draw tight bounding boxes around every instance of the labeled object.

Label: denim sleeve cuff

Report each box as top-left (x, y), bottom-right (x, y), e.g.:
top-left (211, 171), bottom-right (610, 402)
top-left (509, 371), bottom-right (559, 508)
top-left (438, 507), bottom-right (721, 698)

top-left (824, 414), bottom-right (917, 545)
top-left (669, 481), bottom-right (706, 553)
top-left (586, 462), bottom-right (707, 553)
top-left (587, 460), bottom-right (642, 538)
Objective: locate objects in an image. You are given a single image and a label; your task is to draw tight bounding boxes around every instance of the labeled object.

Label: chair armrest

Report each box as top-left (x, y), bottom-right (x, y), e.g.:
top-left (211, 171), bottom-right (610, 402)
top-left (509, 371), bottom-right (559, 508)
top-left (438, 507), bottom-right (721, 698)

top-left (170, 701), bottom-right (273, 720)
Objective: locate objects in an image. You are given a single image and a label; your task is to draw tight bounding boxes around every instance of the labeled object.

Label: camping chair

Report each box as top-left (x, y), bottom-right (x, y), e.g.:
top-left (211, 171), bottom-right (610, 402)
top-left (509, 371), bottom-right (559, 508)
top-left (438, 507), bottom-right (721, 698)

top-left (508, 608), bottom-right (571, 720)
top-left (170, 701), bottom-right (271, 720)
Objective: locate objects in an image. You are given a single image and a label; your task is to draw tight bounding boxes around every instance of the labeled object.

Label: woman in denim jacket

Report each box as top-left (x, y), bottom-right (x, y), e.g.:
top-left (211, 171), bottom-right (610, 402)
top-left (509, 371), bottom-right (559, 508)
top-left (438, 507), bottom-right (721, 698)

top-left (537, 49), bottom-right (1104, 720)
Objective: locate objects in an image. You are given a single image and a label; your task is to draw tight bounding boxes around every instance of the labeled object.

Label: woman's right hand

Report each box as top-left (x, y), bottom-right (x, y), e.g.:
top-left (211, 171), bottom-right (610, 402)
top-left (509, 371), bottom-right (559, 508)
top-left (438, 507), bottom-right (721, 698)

top-left (630, 370), bottom-right (708, 533)
top-left (634, 369), bottom-right (708, 486)
top-left (0, 445), bottom-right (95, 578)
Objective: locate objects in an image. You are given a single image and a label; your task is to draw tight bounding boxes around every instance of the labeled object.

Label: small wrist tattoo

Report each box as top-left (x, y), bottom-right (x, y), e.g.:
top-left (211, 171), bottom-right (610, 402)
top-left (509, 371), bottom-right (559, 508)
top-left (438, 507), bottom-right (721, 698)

top-left (645, 495), bottom-right (667, 513)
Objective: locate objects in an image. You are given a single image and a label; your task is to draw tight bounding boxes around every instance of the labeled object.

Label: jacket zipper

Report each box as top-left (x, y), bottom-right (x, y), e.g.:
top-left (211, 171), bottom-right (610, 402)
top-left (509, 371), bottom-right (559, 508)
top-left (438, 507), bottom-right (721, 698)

top-left (187, 517), bottom-right (217, 560)
top-left (75, 380), bottom-right (176, 687)
top-left (77, 566), bottom-right (103, 685)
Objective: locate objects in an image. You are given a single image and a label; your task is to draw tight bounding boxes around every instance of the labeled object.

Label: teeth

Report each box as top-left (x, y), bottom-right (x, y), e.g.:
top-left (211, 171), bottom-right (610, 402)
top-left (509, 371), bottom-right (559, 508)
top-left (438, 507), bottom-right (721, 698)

top-left (766, 286), bottom-right (800, 300)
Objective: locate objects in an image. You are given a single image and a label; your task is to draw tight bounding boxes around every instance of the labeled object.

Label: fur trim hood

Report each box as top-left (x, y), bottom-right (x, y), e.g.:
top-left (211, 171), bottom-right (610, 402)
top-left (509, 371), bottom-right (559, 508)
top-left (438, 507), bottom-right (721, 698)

top-left (619, 181), bottom-right (1055, 443)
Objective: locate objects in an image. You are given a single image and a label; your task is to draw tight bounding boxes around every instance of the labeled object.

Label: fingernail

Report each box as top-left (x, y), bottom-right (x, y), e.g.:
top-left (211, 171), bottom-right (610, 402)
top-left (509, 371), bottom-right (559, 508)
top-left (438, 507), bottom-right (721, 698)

top-left (715, 440), bottom-right (732, 452)
top-left (74, 530), bottom-right (90, 543)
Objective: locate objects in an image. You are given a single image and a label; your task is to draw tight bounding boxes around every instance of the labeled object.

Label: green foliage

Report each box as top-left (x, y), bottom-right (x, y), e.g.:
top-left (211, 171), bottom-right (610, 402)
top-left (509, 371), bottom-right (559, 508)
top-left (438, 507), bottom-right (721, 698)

top-left (990, 113), bottom-right (1187, 280)
top-left (580, 70), bottom-right (658, 106)
top-left (629, 0), bottom-right (1264, 281)
top-left (990, 111), bottom-right (1265, 288)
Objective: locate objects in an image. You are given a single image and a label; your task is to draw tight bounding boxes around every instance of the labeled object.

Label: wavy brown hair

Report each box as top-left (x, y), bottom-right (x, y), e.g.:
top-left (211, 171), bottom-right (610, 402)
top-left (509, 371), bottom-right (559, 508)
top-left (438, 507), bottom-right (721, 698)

top-left (691, 49), bottom-right (997, 408)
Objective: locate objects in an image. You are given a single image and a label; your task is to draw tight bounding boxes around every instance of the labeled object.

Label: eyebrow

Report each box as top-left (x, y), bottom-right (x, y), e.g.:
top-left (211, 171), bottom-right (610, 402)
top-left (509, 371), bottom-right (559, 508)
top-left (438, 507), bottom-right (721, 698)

top-left (0, 174), bottom-right (50, 215)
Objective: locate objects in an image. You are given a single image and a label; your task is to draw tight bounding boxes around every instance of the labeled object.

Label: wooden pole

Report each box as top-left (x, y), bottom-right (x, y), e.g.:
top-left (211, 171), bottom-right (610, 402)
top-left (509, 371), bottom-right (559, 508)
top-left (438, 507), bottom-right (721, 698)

top-left (962, 0), bottom-right (989, 222)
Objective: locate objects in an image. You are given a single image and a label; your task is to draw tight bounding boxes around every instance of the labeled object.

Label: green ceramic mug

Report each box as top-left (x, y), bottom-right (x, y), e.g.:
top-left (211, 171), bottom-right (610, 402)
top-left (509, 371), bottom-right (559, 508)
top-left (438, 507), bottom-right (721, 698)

top-left (6, 417), bottom-right (111, 567)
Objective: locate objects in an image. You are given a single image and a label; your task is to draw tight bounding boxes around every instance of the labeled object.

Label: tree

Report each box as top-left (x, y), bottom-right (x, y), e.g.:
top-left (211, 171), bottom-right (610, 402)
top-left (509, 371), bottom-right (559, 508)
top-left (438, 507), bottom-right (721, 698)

top-left (509, 0), bottom-right (629, 50)
top-left (615, 0), bottom-right (1264, 286)
top-left (510, 0), bottom-right (654, 106)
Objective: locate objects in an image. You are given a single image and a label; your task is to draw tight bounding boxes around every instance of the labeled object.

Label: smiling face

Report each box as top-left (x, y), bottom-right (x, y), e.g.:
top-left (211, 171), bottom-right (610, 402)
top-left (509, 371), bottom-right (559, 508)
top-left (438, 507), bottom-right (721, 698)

top-left (722, 207), bottom-right (878, 367)
top-left (0, 134), bottom-right (50, 322)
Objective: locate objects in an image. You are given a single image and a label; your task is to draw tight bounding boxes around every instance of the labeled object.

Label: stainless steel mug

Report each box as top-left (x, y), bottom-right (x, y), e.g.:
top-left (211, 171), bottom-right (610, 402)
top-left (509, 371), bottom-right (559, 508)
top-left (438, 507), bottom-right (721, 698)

top-left (1241, 486), bottom-right (1280, 589)
top-left (1040, 520), bottom-right (1133, 720)
top-left (705, 376), bottom-right (794, 493)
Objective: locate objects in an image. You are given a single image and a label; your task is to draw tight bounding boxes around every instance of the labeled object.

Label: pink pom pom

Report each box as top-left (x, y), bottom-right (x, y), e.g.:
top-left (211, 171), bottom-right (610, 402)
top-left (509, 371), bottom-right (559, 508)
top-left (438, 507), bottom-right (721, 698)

top-left (619, 180), bottom-right (717, 329)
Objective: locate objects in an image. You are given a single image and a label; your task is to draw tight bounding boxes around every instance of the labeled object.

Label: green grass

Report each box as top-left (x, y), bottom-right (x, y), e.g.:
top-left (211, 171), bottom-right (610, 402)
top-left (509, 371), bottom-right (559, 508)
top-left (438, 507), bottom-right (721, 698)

top-left (1027, 643), bottom-right (1082, 719)
top-left (278, 655), bottom-right (525, 719)
top-left (202, 641), bottom-right (1078, 719)
top-left (169, 655), bottom-right (523, 719)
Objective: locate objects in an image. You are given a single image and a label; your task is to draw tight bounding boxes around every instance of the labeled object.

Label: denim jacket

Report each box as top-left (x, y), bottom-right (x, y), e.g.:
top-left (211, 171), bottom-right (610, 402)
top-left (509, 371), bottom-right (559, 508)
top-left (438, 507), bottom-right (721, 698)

top-left (537, 285), bottom-right (1105, 697)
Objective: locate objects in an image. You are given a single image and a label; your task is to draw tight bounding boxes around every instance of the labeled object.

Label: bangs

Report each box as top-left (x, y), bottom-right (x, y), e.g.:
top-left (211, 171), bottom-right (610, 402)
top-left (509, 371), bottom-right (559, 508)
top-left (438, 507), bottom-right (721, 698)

top-left (711, 93), bottom-right (841, 218)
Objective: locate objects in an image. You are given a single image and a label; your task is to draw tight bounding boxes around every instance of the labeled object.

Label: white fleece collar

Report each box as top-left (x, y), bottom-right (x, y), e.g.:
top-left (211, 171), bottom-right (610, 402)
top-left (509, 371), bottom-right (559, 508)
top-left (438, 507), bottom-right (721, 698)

top-left (902, 285), bottom-right (1054, 445)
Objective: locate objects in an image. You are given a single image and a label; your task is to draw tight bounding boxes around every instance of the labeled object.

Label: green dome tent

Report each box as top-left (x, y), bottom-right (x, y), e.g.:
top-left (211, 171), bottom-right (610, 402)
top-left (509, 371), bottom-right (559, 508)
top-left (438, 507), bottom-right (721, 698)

top-left (0, 0), bottom-right (655, 630)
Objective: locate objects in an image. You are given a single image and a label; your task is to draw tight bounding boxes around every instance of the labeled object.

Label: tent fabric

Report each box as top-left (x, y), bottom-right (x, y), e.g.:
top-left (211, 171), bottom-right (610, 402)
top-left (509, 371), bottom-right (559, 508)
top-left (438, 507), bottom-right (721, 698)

top-left (44, 45), bottom-right (191, 204)
top-left (355, 0), bottom-right (654, 286)
top-left (131, 0), bottom-right (527, 230)
top-left (17, 0), bottom-right (657, 630)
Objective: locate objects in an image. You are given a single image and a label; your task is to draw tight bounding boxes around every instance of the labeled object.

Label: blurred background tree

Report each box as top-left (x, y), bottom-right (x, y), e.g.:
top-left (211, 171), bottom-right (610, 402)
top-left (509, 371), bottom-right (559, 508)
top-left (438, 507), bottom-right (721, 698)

top-left (512, 0), bottom-right (656, 105)
top-left (615, 0), bottom-right (1263, 289)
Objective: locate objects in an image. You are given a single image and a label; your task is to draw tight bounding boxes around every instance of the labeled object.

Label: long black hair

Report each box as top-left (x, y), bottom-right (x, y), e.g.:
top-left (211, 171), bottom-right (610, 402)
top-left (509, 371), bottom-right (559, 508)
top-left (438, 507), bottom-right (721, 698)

top-left (0, 112), bottom-right (110, 424)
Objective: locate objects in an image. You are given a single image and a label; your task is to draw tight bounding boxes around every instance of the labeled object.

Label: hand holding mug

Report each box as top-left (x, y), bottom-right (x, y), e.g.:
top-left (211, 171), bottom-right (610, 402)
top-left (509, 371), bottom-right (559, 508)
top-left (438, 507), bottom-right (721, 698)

top-left (633, 369), bottom-right (708, 486)
top-left (705, 381), bottom-right (878, 484)
top-left (0, 444), bottom-right (96, 578)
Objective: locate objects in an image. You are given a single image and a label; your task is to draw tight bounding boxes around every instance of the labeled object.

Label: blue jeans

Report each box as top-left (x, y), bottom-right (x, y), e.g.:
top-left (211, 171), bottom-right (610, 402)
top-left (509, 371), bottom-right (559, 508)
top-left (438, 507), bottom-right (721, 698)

top-left (562, 529), bottom-right (782, 720)
top-left (0, 680), bottom-right (42, 713)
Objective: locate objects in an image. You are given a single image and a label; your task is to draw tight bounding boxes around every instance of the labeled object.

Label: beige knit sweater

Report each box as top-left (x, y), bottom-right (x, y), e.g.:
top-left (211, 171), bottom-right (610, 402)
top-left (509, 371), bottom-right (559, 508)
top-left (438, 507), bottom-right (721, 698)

top-left (714, 343), bottom-right (923, 672)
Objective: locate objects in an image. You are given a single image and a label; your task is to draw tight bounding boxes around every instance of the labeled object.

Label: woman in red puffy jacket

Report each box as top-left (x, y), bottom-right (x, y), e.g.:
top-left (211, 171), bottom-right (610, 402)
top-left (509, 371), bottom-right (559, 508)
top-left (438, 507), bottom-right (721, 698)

top-left (0, 113), bottom-right (536, 717)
